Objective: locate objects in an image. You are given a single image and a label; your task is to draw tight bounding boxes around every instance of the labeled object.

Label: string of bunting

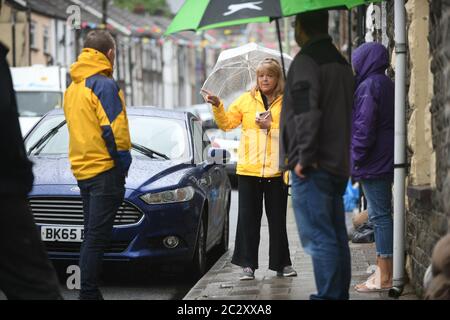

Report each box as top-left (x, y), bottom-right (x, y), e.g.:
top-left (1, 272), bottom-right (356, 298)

top-left (79, 22), bottom-right (231, 50)
top-left (80, 21), bottom-right (162, 34)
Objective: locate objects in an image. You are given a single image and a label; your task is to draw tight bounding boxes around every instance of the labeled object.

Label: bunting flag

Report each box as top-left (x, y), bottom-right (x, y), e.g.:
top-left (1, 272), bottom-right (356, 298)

top-left (78, 21), bottom-right (222, 50)
top-left (80, 21), bottom-right (162, 36)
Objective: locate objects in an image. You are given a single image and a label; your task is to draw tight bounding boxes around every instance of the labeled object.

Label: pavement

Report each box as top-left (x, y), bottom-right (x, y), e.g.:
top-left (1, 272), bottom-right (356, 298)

top-left (184, 197), bottom-right (418, 300)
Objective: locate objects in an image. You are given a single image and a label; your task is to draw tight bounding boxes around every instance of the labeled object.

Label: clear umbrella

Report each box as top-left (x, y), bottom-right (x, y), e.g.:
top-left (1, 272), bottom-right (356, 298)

top-left (201, 43), bottom-right (293, 108)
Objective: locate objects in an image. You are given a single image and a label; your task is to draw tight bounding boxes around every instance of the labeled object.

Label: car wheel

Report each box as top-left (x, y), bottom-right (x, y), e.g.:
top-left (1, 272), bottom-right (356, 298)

top-left (217, 196), bottom-right (230, 255)
top-left (191, 215), bottom-right (207, 280)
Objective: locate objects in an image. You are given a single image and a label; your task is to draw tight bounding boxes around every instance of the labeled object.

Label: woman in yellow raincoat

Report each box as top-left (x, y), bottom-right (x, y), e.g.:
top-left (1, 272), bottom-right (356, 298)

top-left (203, 58), bottom-right (296, 280)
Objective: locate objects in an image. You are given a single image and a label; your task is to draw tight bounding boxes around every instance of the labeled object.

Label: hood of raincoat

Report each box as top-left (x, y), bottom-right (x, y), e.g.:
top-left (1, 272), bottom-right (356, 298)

top-left (352, 42), bottom-right (389, 85)
top-left (70, 48), bottom-right (112, 83)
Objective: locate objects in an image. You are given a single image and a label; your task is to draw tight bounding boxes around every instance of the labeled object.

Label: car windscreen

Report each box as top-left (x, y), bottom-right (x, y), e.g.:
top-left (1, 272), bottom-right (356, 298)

top-left (16, 91), bottom-right (63, 117)
top-left (25, 114), bottom-right (191, 160)
top-left (129, 116), bottom-right (190, 160)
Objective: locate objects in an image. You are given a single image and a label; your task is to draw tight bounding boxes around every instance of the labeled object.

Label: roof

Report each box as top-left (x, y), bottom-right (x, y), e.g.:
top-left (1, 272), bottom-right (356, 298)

top-left (11, 0), bottom-right (102, 25)
top-left (167, 0), bottom-right (184, 15)
top-left (5, 0), bottom-right (27, 11)
top-left (8, 0), bottom-right (196, 41)
top-left (70, 0), bottom-right (130, 35)
top-left (79, 0), bottom-right (161, 37)
top-left (13, 0), bottom-right (67, 19)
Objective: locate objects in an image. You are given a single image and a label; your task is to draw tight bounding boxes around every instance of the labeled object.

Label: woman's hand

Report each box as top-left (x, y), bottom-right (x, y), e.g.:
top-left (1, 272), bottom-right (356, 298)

top-left (255, 117), bottom-right (271, 130)
top-left (255, 111), bottom-right (272, 130)
top-left (201, 89), bottom-right (220, 107)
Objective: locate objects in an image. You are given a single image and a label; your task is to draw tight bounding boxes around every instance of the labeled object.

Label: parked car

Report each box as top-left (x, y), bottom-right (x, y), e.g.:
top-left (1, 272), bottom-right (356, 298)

top-left (24, 107), bottom-right (231, 279)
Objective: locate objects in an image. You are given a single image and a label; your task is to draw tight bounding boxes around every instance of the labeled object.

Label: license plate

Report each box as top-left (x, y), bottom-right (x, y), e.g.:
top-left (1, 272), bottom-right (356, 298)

top-left (41, 226), bottom-right (84, 242)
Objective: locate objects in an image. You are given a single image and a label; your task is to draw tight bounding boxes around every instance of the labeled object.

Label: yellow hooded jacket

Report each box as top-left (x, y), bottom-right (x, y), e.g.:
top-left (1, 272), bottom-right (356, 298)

top-left (212, 90), bottom-right (282, 178)
top-left (64, 48), bottom-right (131, 181)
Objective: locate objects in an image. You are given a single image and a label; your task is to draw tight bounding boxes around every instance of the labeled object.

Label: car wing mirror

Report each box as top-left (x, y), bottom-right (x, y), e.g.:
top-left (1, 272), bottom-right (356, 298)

top-left (206, 148), bottom-right (230, 166)
top-left (201, 119), bottom-right (217, 130)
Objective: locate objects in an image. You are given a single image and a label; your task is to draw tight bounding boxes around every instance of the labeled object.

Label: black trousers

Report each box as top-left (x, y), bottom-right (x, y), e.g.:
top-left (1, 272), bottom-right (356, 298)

top-left (77, 167), bottom-right (125, 300)
top-left (231, 175), bottom-right (292, 271)
top-left (0, 197), bottom-right (62, 299)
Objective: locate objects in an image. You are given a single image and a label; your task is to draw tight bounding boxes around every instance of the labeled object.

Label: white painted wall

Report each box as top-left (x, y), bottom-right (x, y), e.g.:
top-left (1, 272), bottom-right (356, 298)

top-left (163, 40), bottom-right (179, 109)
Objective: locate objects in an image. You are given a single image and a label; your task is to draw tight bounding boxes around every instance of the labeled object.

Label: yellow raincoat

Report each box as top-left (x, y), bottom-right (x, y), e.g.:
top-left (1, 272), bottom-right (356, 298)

top-left (212, 90), bottom-right (282, 178)
top-left (64, 48), bottom-right (131, 181)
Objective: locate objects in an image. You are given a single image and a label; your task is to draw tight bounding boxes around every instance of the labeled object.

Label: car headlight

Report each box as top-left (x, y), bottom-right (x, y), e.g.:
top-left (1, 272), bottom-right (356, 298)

top-left (140, 186), bottom-right (195, 204)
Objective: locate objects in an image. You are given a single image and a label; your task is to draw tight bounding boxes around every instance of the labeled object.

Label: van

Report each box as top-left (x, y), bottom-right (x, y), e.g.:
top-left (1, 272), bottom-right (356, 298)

top-left (10, 65), bottom-right (66, 136)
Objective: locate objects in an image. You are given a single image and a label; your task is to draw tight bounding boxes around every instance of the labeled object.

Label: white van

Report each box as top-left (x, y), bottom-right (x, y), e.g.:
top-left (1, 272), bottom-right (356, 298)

top-left (11, 65), bottom-right (66, 136)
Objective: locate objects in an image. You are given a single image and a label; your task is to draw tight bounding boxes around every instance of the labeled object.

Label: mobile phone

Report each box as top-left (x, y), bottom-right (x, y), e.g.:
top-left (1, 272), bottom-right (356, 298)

top-left (256, 111), bottom-right (271, 119)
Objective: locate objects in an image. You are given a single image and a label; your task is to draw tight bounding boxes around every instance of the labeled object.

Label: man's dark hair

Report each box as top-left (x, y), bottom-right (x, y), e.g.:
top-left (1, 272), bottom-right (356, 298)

top-left (296, 9), bottom-right (329, 37)
top-left (83, 29), bottom-right (115, 56)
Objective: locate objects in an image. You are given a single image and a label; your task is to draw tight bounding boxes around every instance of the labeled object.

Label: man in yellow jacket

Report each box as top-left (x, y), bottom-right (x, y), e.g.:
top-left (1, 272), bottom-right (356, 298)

top-left (64, 30), bottom-right (131, 300)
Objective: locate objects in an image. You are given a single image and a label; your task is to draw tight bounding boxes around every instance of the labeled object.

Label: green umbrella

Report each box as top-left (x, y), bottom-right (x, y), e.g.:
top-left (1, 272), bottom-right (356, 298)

top-left (165, 0), bottom-right (382, 35)
top-left (165, 0), bottom-right (383, 77)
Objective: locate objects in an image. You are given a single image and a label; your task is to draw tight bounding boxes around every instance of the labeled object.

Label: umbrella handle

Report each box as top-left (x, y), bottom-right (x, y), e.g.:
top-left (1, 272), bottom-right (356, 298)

top-left (275, 18), bottom-right (287, 80)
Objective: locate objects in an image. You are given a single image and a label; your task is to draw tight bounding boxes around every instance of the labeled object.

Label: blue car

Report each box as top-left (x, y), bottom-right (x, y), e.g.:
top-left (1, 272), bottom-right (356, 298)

top-left (24, 107), bottom-right (231, 278)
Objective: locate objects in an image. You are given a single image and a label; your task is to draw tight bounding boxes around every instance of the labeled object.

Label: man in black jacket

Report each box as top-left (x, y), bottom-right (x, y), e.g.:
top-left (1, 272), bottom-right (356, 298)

top-left (279, 10), bottom-right (355, 300)
top-left (0, 41), bottom-right (62, 299)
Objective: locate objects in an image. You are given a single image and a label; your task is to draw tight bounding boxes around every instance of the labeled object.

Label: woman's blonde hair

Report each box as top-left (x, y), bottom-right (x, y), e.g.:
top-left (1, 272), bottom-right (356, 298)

top-left (251, 57), bottom-right (285, 98)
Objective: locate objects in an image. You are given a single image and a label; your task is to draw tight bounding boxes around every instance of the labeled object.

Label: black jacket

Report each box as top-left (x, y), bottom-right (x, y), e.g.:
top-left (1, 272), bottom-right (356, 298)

top-left (0, 42), bottom-right (34, 196)
top-left (279, 35), bottom-right (355, 177)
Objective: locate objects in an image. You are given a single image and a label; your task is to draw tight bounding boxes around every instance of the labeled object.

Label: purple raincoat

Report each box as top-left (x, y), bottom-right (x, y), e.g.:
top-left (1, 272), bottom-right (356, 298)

top-left (351, 42), bottom-right (394, 180)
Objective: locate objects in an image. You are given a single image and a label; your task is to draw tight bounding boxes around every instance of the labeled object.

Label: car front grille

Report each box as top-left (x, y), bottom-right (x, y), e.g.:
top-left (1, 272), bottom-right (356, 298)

top-left (29, 197), bottom-right (143, 226)
top-left (44, 241), bottom-right (130, 253)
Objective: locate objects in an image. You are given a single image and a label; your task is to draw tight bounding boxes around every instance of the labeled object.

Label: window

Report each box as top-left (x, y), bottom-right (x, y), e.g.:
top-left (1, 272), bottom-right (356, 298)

top-left (43, 26), bottom-right (50, 54)
top-left (30, 22), bottom-right (37, 49)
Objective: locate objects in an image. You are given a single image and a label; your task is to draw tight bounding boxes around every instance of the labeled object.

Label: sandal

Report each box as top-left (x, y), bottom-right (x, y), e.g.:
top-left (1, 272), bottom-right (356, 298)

top-left (355, 282), bottom-right (391, 293)
top-left (354, 272), bottom-right (376, 291)
top-left (355, 274), bottom-right (391, 293)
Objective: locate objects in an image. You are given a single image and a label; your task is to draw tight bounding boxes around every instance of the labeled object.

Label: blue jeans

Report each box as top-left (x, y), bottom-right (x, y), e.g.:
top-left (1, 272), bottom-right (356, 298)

top-left (361, 178), bottom-right (393, 258)
top-left (77, 166), bottom-right (125, 300)
top-left (291, 169), bottom-right (351, 300)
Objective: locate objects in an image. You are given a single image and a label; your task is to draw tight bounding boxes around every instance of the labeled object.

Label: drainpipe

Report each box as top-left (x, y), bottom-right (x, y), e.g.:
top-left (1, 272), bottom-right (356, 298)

top-left (347, 10), bottom-right (352, 63)
top-left (389, 0), bottom-right (407, 298)
top-left (27, 3), bottom-right (31, 65)
top-left (11, 8), bottom-right (16, 66)
top-left (128, 44), bottom-right (134, 106)
top-left (160, 41), bottom-right (164, 107)
top-left (357, 5), bottom-right (366, 46)
top-left (102, 0), bottom-right (107, 26)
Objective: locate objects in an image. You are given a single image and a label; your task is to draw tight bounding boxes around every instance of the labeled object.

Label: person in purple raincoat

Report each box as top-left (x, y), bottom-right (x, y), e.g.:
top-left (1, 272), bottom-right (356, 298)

top-left (351, 42), bottom-right (394, 293)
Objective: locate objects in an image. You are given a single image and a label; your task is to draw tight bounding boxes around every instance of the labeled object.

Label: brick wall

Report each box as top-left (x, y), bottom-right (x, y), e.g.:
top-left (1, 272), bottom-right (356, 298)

top-left (405, 0), bottom-right (450, 297)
